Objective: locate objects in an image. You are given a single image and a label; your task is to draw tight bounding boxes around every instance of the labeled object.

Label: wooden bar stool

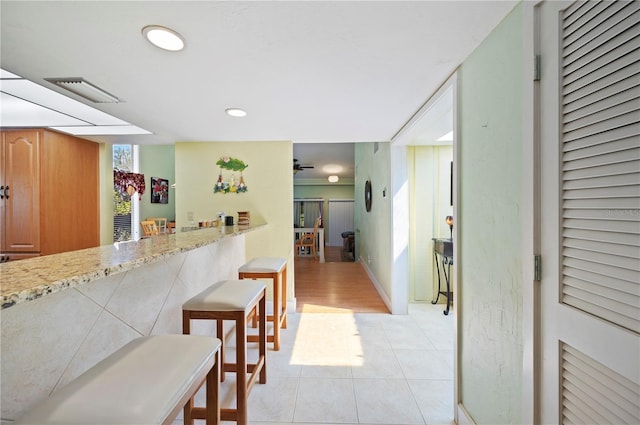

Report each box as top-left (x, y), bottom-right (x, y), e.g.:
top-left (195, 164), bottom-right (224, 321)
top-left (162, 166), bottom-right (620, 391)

top-left (183, 280), bottom-right (267, 425)
top-left (238, 257), bottom-right (287, 351)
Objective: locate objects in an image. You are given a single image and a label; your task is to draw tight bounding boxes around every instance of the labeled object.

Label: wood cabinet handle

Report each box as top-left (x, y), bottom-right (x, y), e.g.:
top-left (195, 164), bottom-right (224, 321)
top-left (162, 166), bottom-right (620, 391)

top-left (3, 185), bottom-right (8, 199)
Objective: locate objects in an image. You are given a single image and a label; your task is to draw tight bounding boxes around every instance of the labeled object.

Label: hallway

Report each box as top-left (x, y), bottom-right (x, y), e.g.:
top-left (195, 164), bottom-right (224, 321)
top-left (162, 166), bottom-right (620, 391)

top-left (196, 253), bottom-right (456, 424)
top-left (238, 303), bottom-right (455, 424)
top-left (294, 247), bottom-right (390, 314)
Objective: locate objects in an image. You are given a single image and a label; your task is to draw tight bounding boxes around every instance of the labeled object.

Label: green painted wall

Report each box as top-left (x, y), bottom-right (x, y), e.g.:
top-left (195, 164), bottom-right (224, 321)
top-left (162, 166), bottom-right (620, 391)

top-left (458, 3), bottom-right (524, 423)
top-left (293, 182), bottom-right (354, 200)
top-left (139, 144), bottom-right (176, 222)
top-left (355, 142), bottom-right (392, 302)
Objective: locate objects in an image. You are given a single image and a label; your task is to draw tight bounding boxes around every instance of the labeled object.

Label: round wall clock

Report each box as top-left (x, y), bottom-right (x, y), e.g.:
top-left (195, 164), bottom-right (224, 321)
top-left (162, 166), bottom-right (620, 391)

top-left (364, 180), bottom-right (372, 212)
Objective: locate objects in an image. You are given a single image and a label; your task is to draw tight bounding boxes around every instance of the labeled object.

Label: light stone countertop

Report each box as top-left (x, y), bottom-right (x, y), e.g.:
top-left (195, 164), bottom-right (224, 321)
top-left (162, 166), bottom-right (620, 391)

top-left (0, 222), bottom-right (266, 309)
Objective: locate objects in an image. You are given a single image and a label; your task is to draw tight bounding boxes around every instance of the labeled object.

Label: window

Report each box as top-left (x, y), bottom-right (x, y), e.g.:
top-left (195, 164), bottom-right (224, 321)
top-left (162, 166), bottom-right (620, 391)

top-left (113, 145), bottom-right (140, 241)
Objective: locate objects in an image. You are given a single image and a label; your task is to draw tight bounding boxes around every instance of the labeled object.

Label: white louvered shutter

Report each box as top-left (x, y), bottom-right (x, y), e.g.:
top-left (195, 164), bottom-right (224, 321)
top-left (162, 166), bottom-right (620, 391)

top-left (561, 0), bottom-right (640, 334)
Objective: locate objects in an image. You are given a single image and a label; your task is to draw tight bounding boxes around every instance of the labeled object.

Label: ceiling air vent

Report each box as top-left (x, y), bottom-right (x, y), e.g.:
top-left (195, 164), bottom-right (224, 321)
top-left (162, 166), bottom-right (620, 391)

top-left (45, 78), bottom-right (120, 103)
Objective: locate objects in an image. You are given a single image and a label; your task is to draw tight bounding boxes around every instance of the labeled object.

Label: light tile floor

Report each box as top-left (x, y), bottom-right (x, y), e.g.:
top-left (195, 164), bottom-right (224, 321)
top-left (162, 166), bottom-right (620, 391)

top-left (181, 303), bottom-right (454, 425)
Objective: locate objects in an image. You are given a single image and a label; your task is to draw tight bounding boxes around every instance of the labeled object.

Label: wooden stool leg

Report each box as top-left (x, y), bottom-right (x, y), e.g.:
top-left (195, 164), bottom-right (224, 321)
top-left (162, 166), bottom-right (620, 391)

top-left (259, 291), bottom-right (267, 384)
top-left (205, 350), bottom-right (220, 425)
top-left (216, 320), bottom-right (225, 382)
top-left (272, 271), bottom-right (281, 351)
top-left (235, 313), bottom-right (248, 425)
top-left (184, 390), bottom-right (194, 425)
top-left (281, 266), bottom-right (287, 329)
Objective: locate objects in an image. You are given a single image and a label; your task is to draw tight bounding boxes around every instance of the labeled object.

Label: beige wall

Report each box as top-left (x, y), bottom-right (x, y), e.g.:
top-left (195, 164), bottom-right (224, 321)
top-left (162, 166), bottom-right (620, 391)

top-left (174, 141), bottom-right (295, 303)
top-left (408, 145), bottom-right (453, 302)
top-left (98, 143), bottom-right (114, 246)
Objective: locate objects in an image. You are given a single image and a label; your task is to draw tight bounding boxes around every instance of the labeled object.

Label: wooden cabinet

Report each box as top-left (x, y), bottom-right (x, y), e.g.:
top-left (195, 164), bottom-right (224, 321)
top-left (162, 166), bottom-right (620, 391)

top-left (1, 129), bottom-right (99, 261)
top-left (1, 130), bottom-right (41, 255)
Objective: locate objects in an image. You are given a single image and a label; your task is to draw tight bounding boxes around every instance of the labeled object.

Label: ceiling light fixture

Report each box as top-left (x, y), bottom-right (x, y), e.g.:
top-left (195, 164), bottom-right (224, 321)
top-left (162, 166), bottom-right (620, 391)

top-left (328, 175), bottom-right (339, 183)
top-left (225, 108), bottom-right (247, 117)
top-left (142, 25), bottom-right (185, 51)
top-left (45, 78), bottom-right (120, 103)
top-left (323, 164), bottom-right (343, 174)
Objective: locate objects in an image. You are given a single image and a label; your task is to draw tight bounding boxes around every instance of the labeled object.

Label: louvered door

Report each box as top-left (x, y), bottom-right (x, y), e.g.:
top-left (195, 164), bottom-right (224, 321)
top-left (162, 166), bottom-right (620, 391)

top-left (538, 1), bottom-right (640, 423)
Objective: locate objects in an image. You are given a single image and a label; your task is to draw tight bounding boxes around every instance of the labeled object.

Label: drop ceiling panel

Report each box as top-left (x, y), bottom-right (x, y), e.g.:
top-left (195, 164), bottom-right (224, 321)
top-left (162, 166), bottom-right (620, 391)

top-left (0, 93), bottom-right (87, 127)
top-left (1, 79), bottom-right (129, 126)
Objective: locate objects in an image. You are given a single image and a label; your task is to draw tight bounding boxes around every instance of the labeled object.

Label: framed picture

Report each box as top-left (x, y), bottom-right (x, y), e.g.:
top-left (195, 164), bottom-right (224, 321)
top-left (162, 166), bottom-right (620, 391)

top-left (151, 177), bottom-right (169, 204)
top-left (450, 161), bottom-right (453, 206)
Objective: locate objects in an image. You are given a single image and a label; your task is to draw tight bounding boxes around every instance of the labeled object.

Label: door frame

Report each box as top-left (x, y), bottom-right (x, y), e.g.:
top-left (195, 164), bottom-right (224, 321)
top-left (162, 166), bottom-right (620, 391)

top-left (521, 1), bottom-right (541, 423)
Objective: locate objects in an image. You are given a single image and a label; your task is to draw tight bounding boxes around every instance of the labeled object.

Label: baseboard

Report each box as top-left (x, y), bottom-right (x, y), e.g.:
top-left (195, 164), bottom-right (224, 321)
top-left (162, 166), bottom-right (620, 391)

top-left (264, 298), bottom-right (297, 314)
top-left (457, 403), bottom-right (477, 425)
top-left (358, 256), bottom-right (392, 312)
top-left (288, 297), bottom-right (296, 313)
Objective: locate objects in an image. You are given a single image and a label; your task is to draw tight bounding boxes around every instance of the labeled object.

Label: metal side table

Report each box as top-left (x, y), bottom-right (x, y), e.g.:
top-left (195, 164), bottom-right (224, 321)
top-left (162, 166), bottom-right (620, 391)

top-left (431, 238), bottom-right (453, 315)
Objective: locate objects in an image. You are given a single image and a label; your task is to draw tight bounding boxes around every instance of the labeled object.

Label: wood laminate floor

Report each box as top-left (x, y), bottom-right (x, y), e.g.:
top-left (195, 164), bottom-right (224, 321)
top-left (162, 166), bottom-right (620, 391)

top-left (294, 247), bottom-right (389, 314)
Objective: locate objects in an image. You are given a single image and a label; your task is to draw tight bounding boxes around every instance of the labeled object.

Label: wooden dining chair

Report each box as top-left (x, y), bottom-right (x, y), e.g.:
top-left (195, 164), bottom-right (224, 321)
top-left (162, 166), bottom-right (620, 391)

top-left (140, 220), bottom-right (159, 236)
top-left (295, 217), bottom-right (321, 259)
top-left (147, 217), bottom-right (168, 234)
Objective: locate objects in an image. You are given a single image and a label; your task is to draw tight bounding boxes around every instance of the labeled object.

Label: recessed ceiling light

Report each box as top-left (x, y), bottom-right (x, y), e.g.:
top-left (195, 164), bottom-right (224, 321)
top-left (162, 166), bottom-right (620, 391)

top-left (225, 108), bottom-right (247, 117)
top-left (328, 175), bottom-right (339, 183)
top-left (142, 25), bottom-right (185, 51)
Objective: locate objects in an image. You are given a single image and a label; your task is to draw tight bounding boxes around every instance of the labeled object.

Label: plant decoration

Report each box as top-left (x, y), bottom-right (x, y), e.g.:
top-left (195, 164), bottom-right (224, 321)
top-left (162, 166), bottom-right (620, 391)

top-left (214, 156), bottom-right (248, 194)
top-left (114, 169), bottom-right (145, 200)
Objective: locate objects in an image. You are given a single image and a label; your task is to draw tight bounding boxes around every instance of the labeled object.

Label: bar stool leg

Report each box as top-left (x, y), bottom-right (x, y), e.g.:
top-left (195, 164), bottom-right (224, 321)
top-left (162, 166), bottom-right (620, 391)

top-left (259, 291), bottom-right (267, 384)
top-left (182, 313), bottom-right (221, 425)
top-left (216, 320), bottom-right (225, 382)
top-left (205, 350), bottom-right (220, 425)
top-left (235, 313), bottom-right (248, 425)
top-left (240, 267), bottom-right (287, 351)
top-left (272, 271), bottom-right (281, 351)
top-left (281, 265), bottom-right (287, 329)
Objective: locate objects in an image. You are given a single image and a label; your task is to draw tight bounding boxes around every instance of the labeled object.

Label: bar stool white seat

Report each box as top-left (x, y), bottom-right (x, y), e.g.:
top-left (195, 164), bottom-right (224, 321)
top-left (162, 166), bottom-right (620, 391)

top-left (238, 257), bottom-right (287, 351)
top-left (183, 279), bottom-right (267, 425)
top-left (16, 335), bottom-right (221, 425)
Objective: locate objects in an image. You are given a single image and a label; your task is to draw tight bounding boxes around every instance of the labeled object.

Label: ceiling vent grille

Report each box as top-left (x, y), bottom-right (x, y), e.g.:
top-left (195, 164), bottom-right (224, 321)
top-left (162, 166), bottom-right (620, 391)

top-left (45, 78), bottom-right (120, 103)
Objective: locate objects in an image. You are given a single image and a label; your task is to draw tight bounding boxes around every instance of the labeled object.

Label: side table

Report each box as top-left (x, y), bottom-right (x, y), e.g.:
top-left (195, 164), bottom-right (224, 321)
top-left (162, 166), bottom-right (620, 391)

top-left (431, 238), bottom-right (453, 315)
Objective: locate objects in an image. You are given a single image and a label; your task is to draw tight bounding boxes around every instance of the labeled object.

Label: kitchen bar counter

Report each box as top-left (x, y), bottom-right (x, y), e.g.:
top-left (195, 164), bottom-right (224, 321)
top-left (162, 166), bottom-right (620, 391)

top-left (2, 222), bottom-right (265, 420)
top-left (1, 222), bottom-right (265, 309)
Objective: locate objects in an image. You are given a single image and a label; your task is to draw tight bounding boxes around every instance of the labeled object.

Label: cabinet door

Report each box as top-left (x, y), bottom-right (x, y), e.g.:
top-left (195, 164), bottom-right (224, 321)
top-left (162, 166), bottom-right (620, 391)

top-left (40, 130), bottom-right (99, 255)
top-left (1, 130), bottom-right (41, 252)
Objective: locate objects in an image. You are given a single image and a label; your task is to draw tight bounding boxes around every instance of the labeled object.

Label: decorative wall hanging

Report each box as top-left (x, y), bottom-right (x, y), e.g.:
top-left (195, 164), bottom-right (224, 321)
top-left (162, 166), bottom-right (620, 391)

top-left (150, 177), bottom-right (169, 204)
top-left (214, 156), bottom-right (248, 194)
top-left (114, 169), bottom-right (145, 200)
top-left (364, 180), bottom-right (372, 212)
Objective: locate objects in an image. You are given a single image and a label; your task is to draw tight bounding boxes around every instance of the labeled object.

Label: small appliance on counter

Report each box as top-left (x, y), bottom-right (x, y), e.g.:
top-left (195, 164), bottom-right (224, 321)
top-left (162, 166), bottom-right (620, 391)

top-left (237, 211), bottom-right (250, 226)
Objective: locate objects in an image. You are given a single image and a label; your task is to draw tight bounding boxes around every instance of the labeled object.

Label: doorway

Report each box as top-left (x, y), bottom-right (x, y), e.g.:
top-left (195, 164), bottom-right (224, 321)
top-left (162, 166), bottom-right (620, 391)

top-left (327, 199), bottom-right (355, 246)
top-left (390, 77), bottom-right (456, 305)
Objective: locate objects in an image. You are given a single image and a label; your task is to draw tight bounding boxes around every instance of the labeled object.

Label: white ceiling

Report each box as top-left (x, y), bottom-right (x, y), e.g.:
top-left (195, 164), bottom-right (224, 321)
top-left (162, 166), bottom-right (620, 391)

top-left (0, 1), bottom-right (517, 178)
